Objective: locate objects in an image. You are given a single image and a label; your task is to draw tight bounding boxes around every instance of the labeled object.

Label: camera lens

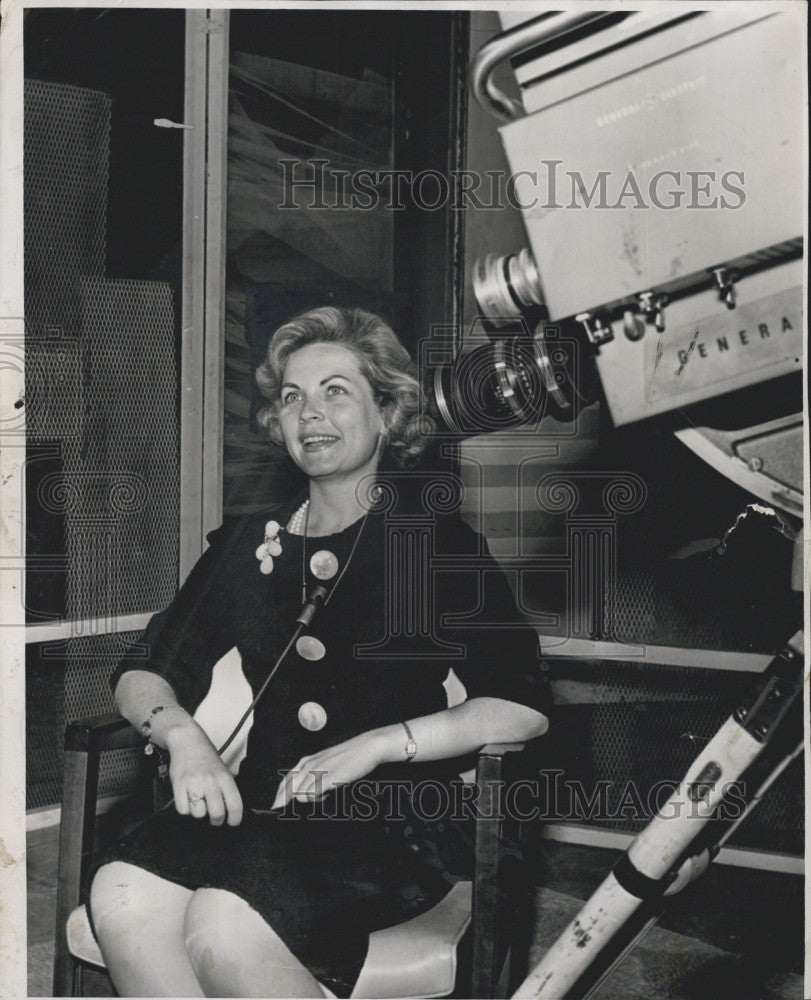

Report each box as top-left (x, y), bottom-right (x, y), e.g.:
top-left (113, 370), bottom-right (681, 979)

top-left (431, 321), bottom-right (598, 435)
top-left (473, 248), bottom-right (545, 324)
top-left (433, 335), bottom-right (549, 434)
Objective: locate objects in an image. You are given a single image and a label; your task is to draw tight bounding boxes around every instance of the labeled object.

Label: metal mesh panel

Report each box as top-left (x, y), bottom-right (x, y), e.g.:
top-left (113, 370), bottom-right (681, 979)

top-left (553, 661), bottom-right (803, 856)
top-left (24, 79), bottom-right (109, 342)
top-left (26, 280), bottom-right (179, 622)
top-left (613, 567), bottom-right (761, 650)
top-left (26, 632), bottom-right (145, 810)
top-left (24, 78), bottom-right (111, 624)
top-left (611, 513), bottom-right (801, 654)
top-left (589, 561), bottom-right (803, 853)
top-left (594, 662), bottom-right (801, 853)
top-left (74, 277), bottom-right (180, 617)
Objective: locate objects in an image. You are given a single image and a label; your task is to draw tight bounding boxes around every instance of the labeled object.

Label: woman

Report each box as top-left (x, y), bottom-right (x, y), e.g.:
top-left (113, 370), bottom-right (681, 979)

top-left (89, 306), bottom-right (552, 998)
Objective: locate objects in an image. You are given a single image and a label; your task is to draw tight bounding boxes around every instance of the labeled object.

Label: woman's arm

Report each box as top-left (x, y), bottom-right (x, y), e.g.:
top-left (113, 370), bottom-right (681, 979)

top-left (389, 696), bottom-right (548, 758)
top-left (272, 697), bottom-right (548, 808)
top-left (115, 670), bottom-right (243, 827)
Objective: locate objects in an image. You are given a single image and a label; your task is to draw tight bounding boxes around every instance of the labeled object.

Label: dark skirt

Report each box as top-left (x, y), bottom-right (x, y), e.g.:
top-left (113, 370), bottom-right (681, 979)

top-left (88, 787), bottom-right (476, 997)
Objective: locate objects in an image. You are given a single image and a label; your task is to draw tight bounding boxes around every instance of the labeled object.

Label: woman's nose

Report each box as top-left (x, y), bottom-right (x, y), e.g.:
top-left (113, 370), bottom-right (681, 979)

top-left (299, 397), bottom-right (324, 422)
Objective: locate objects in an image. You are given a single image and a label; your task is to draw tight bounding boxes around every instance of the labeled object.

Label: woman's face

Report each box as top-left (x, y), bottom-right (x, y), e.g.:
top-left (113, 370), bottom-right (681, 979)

top-left (278, 342), bottom-right (385, 483)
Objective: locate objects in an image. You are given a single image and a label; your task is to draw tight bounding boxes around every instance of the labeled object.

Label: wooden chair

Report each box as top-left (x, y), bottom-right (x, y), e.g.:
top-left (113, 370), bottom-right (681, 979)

top-left (52, 653), bottom-right (533, 998)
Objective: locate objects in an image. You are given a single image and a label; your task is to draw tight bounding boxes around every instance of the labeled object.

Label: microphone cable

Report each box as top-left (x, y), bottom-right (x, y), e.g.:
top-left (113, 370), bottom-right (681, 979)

top-left (216, 584), bottom-right (326, 756)
top-left (155, 583), bottom-right (328, 812)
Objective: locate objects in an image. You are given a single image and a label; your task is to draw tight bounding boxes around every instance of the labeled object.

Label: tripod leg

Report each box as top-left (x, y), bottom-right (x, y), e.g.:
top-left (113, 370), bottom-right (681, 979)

top-left (513, 631), bottom-right (804, 1000)
top-left (513, 716), bottom-right (762, 1000)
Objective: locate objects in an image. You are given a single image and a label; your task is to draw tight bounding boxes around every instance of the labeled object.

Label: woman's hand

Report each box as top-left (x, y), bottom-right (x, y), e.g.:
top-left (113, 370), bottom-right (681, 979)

top-left (113, 672), bottom-right (244, 826)
top-left (166, 720), bottom-right (244, 827)
top-left (272, 731), bottom-right (389, 810)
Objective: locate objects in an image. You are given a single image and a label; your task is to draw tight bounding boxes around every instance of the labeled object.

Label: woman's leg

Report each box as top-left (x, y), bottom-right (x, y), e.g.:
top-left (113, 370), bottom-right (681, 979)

top-left (184, 887), bottom-right (325, 998)
top-left (90, 861), bottom-right (204, 997)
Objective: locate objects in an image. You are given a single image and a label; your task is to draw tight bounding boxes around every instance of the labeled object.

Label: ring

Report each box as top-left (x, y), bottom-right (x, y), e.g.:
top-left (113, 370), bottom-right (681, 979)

top-left (189, 792), bottom-right (203, 806)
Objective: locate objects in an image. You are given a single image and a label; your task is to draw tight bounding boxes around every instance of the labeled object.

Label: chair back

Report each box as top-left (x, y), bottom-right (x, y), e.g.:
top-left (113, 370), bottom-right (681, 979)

top-left (191, 647), bottom-right (254, 772)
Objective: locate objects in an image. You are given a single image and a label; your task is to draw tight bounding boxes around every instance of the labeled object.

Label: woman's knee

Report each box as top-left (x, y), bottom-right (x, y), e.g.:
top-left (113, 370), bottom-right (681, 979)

top-left (183, 889), bottom-right (257, 989)
top-left (90, 859), bottom-right (136, 898)
top-left (90, 862), bottom-right (190, 940)
top-left (88, 863), bottom-right (203, 996)
top-left (184, 889), bottom-right (314, 993)
top-left (184, 888), bottom-right (255, 962)
top-left (90, 861), bottom-right (145, 936)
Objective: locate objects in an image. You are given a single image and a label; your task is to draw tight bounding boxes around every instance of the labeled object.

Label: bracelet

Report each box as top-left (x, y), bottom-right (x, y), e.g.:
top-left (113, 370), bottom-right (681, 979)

top-left (143, 741), bottom-right (169, 777)
top-left (401, 721), bottom-right (417, 762)
top-left (140, 703), bottom-right (188, 738)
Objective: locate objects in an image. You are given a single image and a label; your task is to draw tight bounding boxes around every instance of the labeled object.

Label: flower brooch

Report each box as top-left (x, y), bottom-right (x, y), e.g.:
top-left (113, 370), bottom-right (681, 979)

top-left (255, 520), bottom-right (282, 574)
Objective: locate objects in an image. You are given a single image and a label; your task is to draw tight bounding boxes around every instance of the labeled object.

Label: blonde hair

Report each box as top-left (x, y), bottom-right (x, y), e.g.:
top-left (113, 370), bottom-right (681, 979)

top-left (255, 306), bottom-right (434, 467)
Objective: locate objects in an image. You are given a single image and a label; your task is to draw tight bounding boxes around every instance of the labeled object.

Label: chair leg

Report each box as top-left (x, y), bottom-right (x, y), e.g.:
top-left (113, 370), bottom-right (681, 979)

top-left (495, 947), bottom-right (511, 998)
top-left (53, 933), bottom-right (82, 998)
top-left (472, 757), bottom-right (504, 999)
top-left (53, 748), bottom-right (99, 996)
top-left (72, 960), bottom-right (84, 998)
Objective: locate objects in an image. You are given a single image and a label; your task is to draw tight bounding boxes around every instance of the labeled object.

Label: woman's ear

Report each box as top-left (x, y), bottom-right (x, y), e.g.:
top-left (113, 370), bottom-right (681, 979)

top-left (268, 412), bottom-right (288, 451)
top-left (377, 401), bottom-right (390, 441)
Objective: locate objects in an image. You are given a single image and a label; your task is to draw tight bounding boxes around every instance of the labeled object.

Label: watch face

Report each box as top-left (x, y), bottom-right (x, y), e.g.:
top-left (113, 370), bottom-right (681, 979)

top-left (406, 740), bottom-right (418, 758)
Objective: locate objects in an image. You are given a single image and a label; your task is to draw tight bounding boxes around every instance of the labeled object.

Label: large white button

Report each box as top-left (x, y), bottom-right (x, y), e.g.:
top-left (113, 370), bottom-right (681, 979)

top-left (296, 635), bottom-right (326, 661)
top-left (298, 702), bottom-right (327, 731)
top-left (310, 550), bottom-right (339, 580)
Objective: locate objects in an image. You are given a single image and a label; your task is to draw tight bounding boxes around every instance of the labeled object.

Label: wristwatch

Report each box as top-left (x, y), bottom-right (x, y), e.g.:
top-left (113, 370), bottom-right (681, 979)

top-left (401, 721), bottom-right (417, 762)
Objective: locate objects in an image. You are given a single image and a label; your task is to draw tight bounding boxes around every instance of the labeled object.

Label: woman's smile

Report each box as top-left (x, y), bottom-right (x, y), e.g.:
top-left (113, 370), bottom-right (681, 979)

top-left (300, 433), bottom-right (340, 452)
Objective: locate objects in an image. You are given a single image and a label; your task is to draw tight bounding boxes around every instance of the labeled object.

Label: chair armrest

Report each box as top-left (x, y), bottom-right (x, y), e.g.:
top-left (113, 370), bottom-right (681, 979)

top-left (64, 711), bottom-right (142, 753)
top-left (479, 742), bottom-right (526, 758)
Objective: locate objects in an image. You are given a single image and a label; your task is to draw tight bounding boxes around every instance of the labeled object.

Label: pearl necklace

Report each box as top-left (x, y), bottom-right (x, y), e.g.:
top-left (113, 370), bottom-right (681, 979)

top-left (287, 499), bottom-right (310, 536)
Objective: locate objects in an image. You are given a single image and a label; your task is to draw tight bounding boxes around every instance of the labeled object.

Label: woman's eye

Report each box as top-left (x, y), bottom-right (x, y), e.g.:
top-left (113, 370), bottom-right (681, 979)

top-left (326, 384), bottom-right (346, 396)
top-left (282, 391), bottom-right (300, 405)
